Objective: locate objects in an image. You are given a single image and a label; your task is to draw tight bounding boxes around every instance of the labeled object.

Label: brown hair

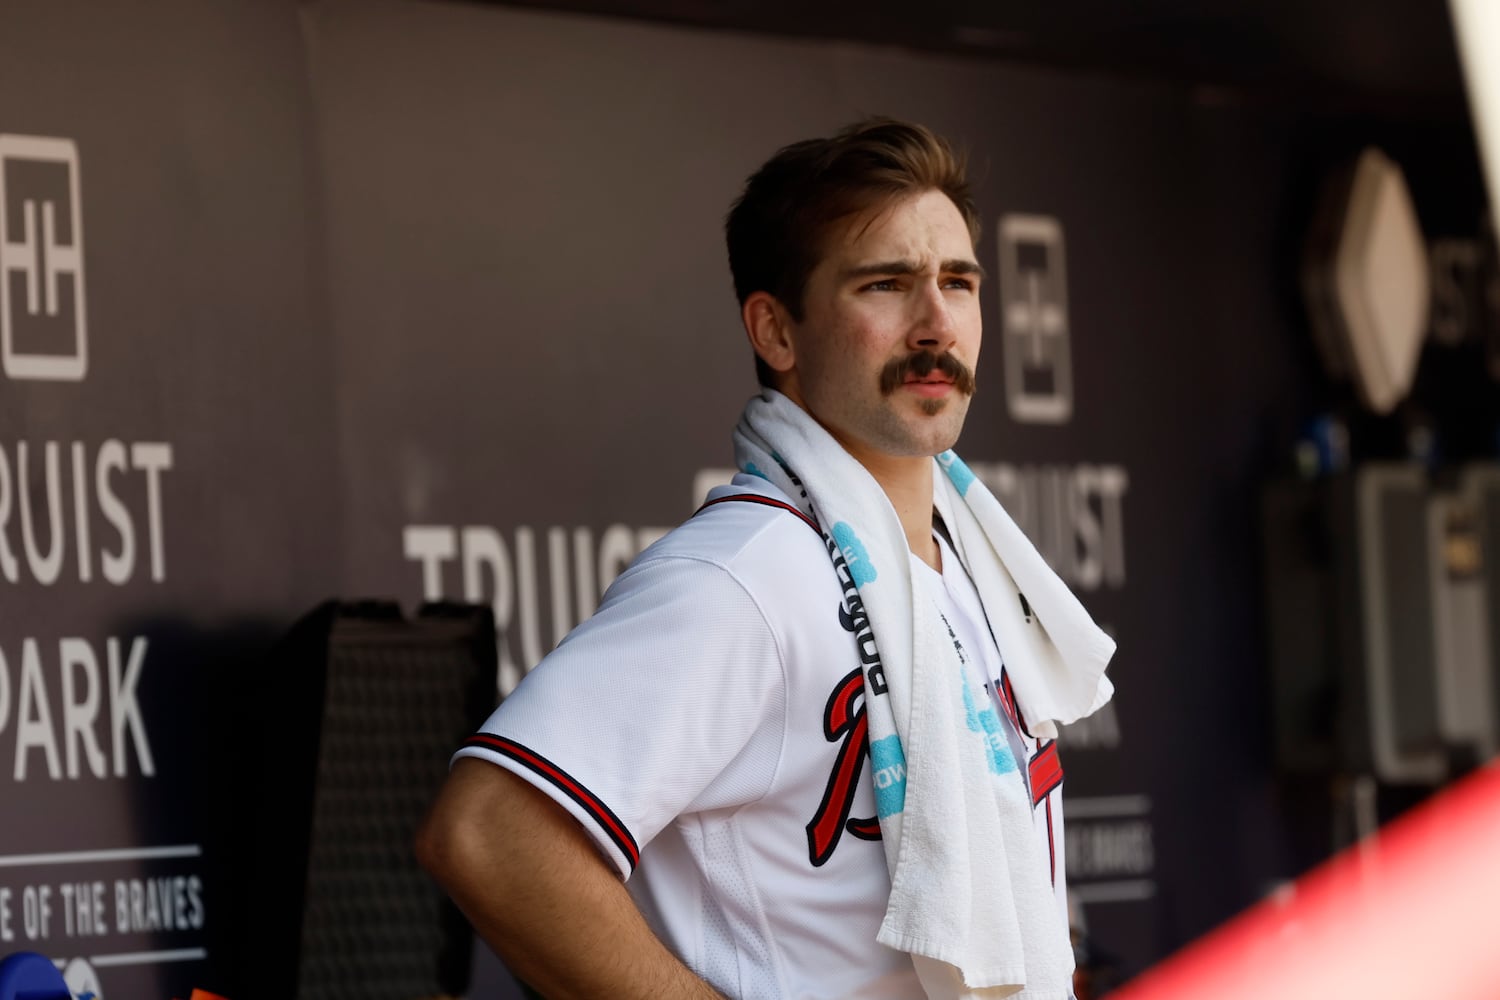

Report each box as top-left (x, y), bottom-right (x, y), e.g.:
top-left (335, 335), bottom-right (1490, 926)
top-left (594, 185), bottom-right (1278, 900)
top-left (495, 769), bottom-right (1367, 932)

top-left (725, 117), bottom-right (980, 387)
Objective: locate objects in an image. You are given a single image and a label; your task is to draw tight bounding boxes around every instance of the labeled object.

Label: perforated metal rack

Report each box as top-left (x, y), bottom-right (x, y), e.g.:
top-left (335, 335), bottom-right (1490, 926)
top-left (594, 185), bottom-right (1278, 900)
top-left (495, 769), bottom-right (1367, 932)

top-left (242, 601), bottom-right (496, 1000)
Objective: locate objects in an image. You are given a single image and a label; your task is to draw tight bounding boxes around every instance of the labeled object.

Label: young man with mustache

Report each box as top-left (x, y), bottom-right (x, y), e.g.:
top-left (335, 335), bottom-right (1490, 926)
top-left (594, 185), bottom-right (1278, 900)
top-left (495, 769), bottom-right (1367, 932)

top-left (418, 118), bottom-right (1114, 1000)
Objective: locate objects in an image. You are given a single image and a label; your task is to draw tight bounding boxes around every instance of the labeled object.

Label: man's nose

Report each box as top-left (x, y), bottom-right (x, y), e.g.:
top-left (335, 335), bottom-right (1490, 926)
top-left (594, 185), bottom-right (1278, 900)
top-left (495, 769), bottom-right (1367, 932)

top-left (908, 281), bottom-right (957, 350)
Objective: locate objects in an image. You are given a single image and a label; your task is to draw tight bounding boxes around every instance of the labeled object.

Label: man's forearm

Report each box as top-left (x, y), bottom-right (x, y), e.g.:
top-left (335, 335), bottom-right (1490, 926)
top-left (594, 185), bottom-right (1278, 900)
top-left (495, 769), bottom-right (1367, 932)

top-left (417, 758), bottom-right (725, 1000)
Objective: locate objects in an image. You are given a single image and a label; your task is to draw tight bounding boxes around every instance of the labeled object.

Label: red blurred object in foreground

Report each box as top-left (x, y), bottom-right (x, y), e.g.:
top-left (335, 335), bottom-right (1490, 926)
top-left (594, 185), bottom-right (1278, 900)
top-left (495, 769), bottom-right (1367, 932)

top-left (1110, 763), bottom-right (1500, 1000)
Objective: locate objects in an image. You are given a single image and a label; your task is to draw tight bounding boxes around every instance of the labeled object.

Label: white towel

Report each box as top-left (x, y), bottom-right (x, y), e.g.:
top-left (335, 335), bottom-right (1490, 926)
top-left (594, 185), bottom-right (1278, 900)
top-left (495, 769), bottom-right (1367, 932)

top-left (733, 390), bottom-right (1115, 999)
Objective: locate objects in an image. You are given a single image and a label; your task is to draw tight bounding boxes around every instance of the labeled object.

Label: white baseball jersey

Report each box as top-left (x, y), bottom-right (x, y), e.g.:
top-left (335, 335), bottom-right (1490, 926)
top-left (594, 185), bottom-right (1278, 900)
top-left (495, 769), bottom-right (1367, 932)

top-left (456, 475), bottom-right (1069, 998)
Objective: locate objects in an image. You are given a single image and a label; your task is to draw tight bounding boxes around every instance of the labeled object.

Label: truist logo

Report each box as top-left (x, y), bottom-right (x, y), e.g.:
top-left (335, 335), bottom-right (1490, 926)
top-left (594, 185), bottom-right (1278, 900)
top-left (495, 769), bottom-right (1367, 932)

top-left (0, 135), bottom-right (86, 381)
top-left (999, 214), bottom-right (1070, 424)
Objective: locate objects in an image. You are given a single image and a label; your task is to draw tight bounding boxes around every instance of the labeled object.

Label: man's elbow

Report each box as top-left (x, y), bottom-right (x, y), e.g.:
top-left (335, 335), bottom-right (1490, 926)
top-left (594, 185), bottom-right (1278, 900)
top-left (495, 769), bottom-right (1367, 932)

top-left (414, 795), bottom-right (467, 891)
top-left (413, 803), bottom-right (442, 871)
top-left (415, 758), bottom-right (620, 911)
top-left (414, 761), bottom-right (504, 893)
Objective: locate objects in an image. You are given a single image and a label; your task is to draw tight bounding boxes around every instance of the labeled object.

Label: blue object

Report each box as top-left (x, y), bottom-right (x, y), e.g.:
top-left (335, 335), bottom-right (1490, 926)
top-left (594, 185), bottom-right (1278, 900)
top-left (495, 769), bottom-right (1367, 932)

top-left (831, 522), bottom-right (877, 585)
top-left (0, 952), bottom-right (71, 1000)
top-left (1295, 414), bottom-right (1350, 477)
top-left (937, 450), bottom-right (976, 496)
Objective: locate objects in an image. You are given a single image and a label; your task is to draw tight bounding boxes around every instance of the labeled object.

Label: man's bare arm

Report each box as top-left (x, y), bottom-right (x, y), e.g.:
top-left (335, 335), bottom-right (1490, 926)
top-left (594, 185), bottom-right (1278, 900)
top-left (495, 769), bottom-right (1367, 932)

top-left (415, 757), bottom-right (725, 1000)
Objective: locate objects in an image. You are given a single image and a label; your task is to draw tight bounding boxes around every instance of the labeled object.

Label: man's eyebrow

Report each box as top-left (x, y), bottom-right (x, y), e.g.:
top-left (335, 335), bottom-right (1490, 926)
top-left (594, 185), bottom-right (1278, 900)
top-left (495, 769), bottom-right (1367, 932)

top-left (946, 259), bottom-right (987, 280)
top-left (839, 258), bottom-right (987, 281)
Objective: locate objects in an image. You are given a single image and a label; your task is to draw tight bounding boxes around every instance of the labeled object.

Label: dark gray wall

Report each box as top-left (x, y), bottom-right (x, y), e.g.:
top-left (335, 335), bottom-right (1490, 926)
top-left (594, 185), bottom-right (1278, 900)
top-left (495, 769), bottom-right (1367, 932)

top-left (0, 1), bottom-right (336, 996)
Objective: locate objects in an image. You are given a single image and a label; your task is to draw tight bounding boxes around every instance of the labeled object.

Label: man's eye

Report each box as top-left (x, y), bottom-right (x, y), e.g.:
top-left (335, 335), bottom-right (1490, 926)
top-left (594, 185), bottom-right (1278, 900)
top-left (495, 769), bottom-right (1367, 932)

top-left (944, 277), bottom-right (977, 291)
top-left (863, 279), bottom-right (898, 292)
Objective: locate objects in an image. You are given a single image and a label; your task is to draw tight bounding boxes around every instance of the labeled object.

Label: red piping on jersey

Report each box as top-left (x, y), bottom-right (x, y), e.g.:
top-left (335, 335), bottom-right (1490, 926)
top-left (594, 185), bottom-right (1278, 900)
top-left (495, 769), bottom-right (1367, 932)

top-left (999, 670), bottom-right (1036, 740)
top-left (695, 494), bottom-right (821, 536)
top-left (1044, 795), bottom-right (1057, 886)
top-left (464, 733), bottom-right (642, 871)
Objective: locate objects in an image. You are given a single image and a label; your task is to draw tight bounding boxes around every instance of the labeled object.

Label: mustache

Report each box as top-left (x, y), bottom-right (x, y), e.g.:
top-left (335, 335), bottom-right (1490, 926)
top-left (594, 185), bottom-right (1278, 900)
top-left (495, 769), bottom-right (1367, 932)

top-left (879, 351), bottom-right (976, 396)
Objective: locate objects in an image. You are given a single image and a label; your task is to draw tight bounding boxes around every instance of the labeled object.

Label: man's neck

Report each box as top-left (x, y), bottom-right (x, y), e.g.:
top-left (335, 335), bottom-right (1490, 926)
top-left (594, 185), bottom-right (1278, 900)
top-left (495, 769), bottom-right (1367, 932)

top-left (849, 450), bottom-right (939, 572)
top-left (781, 392), bottom-right (942, 571)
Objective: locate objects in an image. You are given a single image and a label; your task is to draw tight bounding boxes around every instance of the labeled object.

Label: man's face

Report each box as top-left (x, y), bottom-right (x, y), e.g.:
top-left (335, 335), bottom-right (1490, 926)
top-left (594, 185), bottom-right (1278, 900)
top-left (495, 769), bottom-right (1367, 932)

top-left (778, 188), bottom-right (983, 464)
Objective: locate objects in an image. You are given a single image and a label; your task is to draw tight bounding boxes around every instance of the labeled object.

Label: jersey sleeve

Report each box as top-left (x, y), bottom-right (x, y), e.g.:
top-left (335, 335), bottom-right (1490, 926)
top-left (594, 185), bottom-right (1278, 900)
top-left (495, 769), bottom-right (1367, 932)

top-left (454, 553), bottom-right (786, 879)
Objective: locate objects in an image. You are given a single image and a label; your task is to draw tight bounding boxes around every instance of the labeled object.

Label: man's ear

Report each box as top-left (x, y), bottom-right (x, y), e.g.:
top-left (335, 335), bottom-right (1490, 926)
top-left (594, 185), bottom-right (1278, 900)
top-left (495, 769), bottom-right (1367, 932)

top-left (742, 291), bottom-right (796, 377)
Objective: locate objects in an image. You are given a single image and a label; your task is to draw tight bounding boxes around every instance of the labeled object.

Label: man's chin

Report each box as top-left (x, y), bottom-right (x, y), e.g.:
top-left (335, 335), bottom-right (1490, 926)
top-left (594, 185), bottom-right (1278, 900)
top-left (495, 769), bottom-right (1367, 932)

top-left (902, 418), bottom-right (967, 459)
top-left (911, 396), bottom-right (970, 445)
top-left (916, 396), bottom-right (949, 417)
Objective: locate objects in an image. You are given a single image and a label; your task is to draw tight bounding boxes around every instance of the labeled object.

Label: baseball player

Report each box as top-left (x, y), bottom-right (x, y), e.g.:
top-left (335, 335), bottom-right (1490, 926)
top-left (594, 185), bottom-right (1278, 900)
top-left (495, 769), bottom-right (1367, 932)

top-left (418, 118), bottom-right (1114, 1000)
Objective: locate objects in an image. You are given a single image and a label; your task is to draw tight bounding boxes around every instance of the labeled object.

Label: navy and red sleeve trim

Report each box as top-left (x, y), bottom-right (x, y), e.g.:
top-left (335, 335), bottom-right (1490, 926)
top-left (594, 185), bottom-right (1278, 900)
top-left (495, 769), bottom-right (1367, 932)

top-left (694, 494), bottom-right (822, 537)
top-left (463, 733), bottom-right (641, 872)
